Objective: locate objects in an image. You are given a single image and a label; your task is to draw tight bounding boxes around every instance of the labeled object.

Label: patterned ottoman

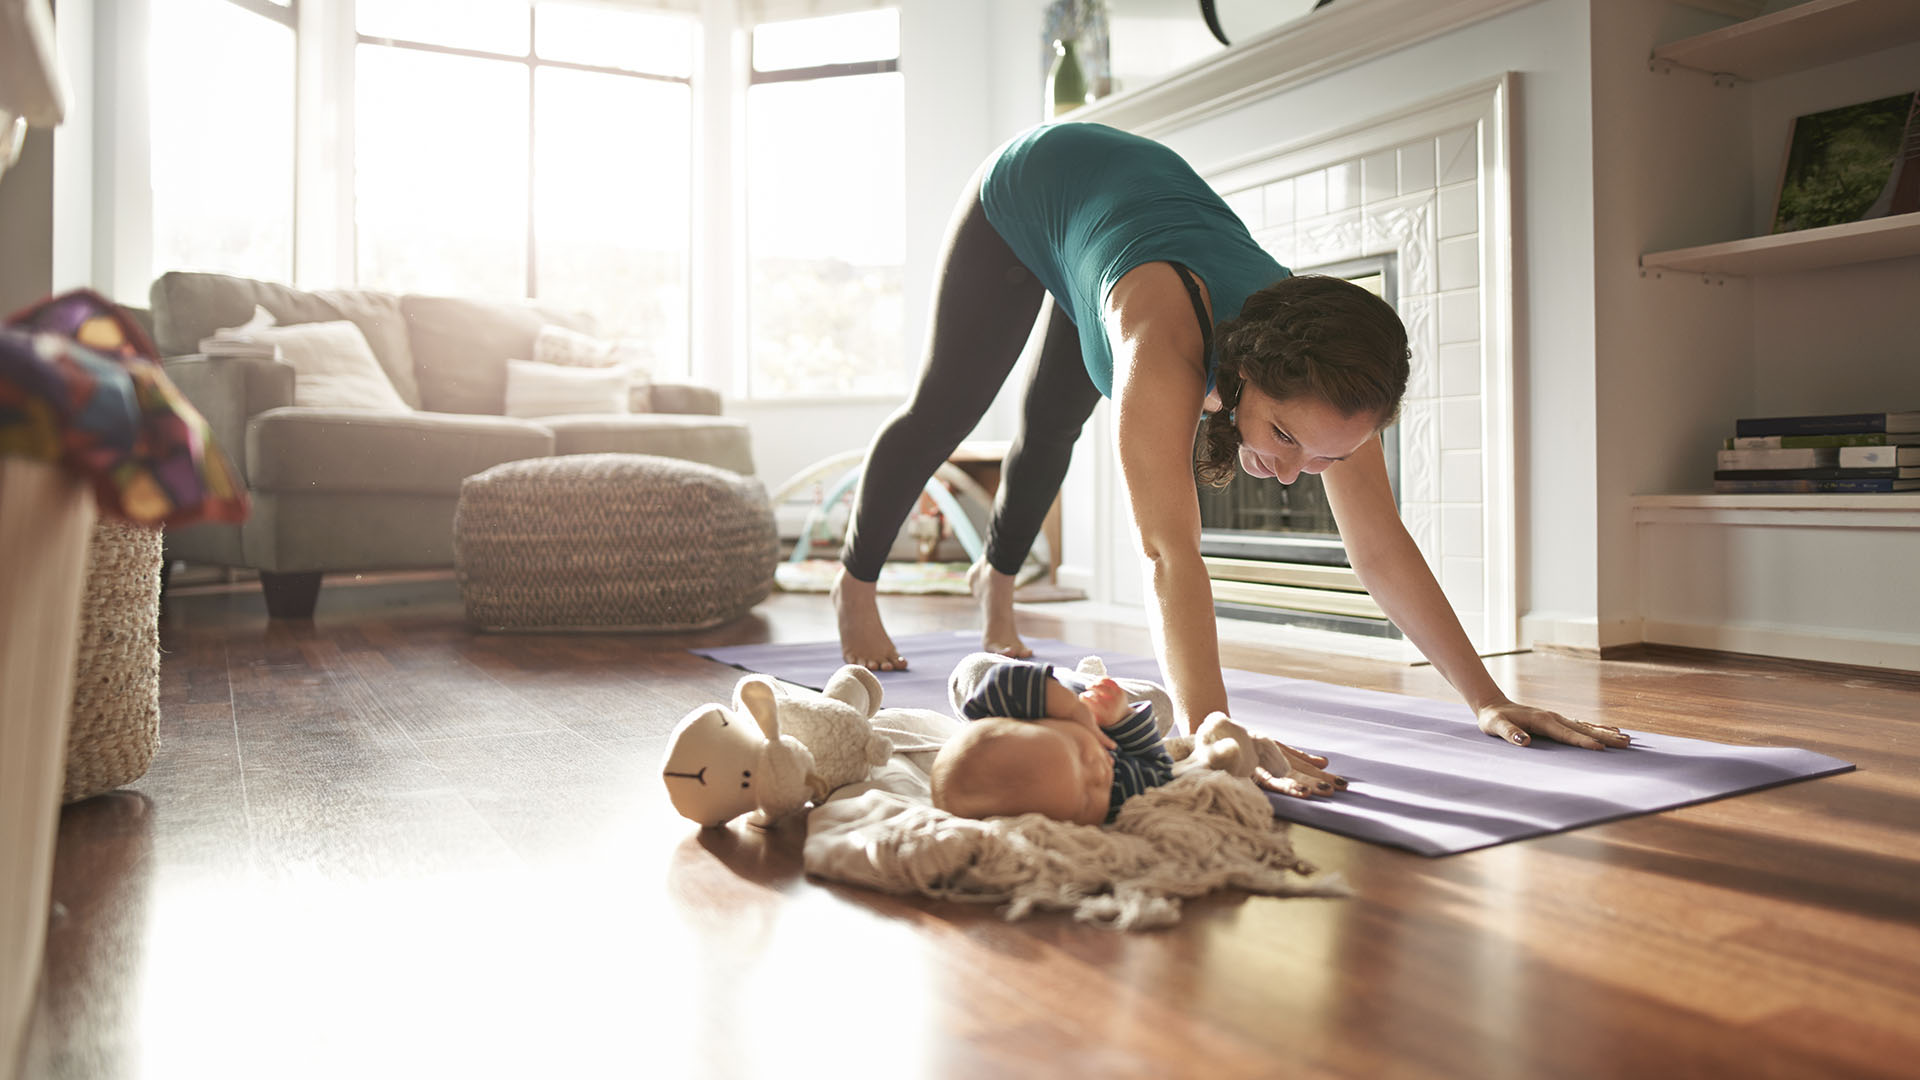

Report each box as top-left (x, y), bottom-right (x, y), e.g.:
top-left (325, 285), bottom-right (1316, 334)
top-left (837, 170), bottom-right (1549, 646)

top-left (454, 454), bottom-right (777, 632)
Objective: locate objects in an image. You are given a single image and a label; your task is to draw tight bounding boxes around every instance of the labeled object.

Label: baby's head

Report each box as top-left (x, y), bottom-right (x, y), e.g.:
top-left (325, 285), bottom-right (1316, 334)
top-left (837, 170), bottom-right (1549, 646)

top-left (931, 716), bottom-right (1113, 826)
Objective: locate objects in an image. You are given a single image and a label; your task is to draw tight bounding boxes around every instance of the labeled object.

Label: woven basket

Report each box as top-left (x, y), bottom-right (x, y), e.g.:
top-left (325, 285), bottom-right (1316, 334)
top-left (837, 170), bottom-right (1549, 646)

top-left (455, 454), bottom-right (777, 632)
top-left (65, 520), bottom-right (163, 803)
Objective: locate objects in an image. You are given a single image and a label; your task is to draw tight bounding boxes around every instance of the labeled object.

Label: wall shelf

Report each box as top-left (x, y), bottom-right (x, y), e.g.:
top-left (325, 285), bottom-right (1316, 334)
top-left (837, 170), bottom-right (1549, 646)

top-left (1652, 0), bottom-right (1920, 81)
top-left (1632, 491), bottom-right (1920, 671)
top-left (1629, 2), bottom-right (1920, 673)
top-left (1639, 212), bottom-right (1920, 276)
top-left (1634, 491), bottom-right (1920, 511)
top-left (1631, 491), bottom-right (1920, 528)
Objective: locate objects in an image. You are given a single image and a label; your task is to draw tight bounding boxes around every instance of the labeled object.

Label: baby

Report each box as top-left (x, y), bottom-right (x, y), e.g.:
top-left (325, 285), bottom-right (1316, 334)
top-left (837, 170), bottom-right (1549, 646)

top-left (930, 658), bottom-right (1174, 826)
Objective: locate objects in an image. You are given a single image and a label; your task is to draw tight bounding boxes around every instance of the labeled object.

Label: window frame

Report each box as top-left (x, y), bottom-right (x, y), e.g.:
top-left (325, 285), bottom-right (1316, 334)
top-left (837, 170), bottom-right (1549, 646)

top-left (741, 9), bottom-right (904, 400)
top-left (354, 6), bottom-right (697, 314)
top-left (142, 0), bottom-right (301, 287)
top-left (227, 0), bottom-right (295, 22)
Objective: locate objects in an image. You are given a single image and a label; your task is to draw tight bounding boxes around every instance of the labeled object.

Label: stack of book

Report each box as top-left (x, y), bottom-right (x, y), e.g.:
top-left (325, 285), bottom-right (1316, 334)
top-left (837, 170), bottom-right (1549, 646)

top-left (196, 304), bottom-right (282, 360)
top-left (1717, 410), bottom-right (1920, 493)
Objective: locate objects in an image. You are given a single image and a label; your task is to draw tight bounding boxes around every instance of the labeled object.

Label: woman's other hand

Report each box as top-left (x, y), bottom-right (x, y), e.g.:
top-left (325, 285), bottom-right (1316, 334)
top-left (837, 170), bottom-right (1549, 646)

top-left (1477, 700), bottom-right (1631, 750)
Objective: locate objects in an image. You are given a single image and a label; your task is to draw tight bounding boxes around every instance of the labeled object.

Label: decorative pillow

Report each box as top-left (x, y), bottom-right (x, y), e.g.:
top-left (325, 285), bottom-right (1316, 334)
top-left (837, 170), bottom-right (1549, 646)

top-left (534, 324), bottom-right (654, 412)
top-left (533, 324), bottom-right (619, 368)
top-left (503, 359), bottom-right (631, 419)
top-left (247, 320), bottom-right (411, 413)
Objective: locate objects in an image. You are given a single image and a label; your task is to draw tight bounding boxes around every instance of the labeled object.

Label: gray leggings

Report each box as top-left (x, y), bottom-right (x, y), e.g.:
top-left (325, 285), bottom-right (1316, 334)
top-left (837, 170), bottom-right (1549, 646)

top-left (839, 168), bottom-right (1102, 581)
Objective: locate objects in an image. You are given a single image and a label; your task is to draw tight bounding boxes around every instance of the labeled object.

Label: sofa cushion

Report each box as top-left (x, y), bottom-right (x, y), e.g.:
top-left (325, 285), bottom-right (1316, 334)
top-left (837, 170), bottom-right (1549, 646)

top-left (251, 321), bottom-right (412, 413)
top-left (645, 380), bottom-right (723, 416)
top-left (533, 324), bottom-right (625, 368)
top-left (535, 324), bottom-right (653, 411)
top-left (541, 414), bottom-right (756, 476)
top-left (400, 295), bottom-right (596, 416)
top-left (241, 492), bottom-right (463, 573)
top-left (149, 271), bottom-right (421, 408)
top-left (246, 407), bottom-right (554, 495)
top-left (503, 359), bottom-right (629, 419)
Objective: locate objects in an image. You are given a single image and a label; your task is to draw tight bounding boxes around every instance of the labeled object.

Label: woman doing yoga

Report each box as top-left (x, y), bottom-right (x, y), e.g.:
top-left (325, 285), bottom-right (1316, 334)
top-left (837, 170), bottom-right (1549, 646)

top-left (833, 123), bottom-right (1627, 791)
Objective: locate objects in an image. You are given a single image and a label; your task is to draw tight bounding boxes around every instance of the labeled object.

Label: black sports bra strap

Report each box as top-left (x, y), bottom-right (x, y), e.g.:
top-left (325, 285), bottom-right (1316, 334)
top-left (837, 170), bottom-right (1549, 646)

top-left (1169, 263), bottom-right (1214, 373)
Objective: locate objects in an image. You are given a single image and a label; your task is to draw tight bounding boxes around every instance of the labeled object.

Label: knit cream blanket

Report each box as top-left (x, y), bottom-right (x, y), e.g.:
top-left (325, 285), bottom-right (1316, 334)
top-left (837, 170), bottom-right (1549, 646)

top-left (802, 708), bottom-right (1349, 931)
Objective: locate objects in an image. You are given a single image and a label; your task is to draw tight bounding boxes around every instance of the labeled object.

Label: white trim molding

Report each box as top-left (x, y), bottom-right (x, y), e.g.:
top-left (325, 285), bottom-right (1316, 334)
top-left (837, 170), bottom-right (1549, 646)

top-left (1640, 619), bottom-right (1920, 675)
top-left (1203, 76), bottom-right (1520, 654)
top-left (1631, 492), bottom-right (1920, 529)
top-left (1073, 74), bottom-right (1520, 656)
top-left (1630, 493), bottom-right (1920, 673)
top-left (1071, 0), bottom-right (1539, 139)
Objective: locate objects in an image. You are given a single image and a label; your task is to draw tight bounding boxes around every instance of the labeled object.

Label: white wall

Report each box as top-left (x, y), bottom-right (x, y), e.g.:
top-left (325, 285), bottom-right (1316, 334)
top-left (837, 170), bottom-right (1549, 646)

top-left (51, 0), bottom-right (94, 294)
top-left (89, 0), bottom-right (150, 302)
top-left (1588, 0), bottom-right (1756, 647)
top-left (1106, 0), bottom-right (1224, 96)
top-left (729, 396), bottom-right (902, 490)
top-left (988, 0), bottom-right (1048, 140)
top-left (0, 128), bottom-right (55, 314)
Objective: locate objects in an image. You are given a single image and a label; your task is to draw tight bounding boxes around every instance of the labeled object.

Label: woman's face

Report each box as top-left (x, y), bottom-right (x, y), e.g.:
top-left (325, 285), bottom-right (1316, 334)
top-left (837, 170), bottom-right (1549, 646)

top-left (1229, 384), bottom-right (1381, 485)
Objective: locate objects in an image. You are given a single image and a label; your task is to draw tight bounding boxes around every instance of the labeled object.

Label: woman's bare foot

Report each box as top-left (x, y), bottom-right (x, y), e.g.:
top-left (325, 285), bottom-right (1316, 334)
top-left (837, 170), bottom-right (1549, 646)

top-left (832, 568), bottom-right (906, 671)
top-left (968, 560), bottom-right (1031, 658)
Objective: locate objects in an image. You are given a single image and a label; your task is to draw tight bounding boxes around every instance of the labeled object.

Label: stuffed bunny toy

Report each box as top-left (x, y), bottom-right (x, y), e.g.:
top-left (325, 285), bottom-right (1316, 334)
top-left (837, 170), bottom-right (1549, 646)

top-left (661, 666), bottom-right (893, 829)
top-left (769, 664), bottom-right (894, 792)
top-left (661, 675), bottom-right (823, 828)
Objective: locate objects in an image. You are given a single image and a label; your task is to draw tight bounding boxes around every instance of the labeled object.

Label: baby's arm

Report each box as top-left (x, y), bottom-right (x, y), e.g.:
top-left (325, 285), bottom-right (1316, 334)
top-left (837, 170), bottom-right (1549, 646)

top-left (960, 660), bottom-right (1115, 749)
top-left (1083, 679), bottom-right (1174, 792)
top-left (960, 660), bottom-right (1058, 721)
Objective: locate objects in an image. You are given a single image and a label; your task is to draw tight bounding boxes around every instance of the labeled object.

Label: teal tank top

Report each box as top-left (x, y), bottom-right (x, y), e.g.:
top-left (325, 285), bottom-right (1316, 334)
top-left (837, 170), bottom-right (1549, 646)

top-left (979, 122), bottom-right (1290, 398)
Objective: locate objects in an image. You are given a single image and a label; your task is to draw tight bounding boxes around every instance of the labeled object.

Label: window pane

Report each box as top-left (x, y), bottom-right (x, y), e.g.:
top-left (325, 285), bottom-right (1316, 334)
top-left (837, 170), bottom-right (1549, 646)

top-left (753, 9), bottom-right (898, 71)
top-left (149, 0), bottom-right (294, 282)
top-left (536, 2), bottom-right (695, 78)
top-left (356, 0), bottom-right (529, 55)
top-left (748, 72), bottom-right (904, 397)
top-left (534, 68), bottom-right (691, 376)
top-left (355, 45), bottom-right (529, 298)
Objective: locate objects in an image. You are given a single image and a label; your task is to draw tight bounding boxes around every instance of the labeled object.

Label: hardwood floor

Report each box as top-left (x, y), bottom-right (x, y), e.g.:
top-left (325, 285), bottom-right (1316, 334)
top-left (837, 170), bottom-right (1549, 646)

top-left (24, 574), bottom-right (1920, 1079)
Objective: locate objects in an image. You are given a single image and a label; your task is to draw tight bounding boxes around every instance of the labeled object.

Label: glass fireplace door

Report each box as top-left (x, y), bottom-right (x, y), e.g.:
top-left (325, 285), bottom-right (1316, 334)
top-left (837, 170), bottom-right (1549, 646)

top-left (1196, 256), bottom-right (1403, 638)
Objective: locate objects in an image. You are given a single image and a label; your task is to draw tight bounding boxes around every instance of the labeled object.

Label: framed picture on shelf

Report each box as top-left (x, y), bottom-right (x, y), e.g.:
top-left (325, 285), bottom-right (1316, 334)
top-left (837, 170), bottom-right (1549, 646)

top-left (1771, 90), bottom-right (1920, 235)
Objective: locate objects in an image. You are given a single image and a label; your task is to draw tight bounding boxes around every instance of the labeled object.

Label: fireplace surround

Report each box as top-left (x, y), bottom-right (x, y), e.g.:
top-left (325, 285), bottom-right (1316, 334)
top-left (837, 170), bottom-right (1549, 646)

top-left (1071, 74), bottom-right (1517, 656)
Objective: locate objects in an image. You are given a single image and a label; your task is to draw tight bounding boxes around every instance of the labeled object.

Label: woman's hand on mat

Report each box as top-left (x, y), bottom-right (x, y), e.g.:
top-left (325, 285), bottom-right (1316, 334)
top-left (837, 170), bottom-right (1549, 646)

top-left (1247, 732), bottom-right (1348, 798)
top-left (1477, 701), bottom-right (1631, 750)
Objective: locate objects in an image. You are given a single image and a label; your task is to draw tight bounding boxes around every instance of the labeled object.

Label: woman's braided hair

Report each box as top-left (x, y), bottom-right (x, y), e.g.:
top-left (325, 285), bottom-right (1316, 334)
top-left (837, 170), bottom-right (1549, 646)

top-left (1195, 274), bottom-right (1411, 487)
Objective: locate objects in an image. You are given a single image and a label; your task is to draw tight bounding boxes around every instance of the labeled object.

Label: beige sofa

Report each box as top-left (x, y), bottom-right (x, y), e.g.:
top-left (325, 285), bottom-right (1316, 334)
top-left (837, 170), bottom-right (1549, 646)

top-left (152, 271), bottom-right (754, 618)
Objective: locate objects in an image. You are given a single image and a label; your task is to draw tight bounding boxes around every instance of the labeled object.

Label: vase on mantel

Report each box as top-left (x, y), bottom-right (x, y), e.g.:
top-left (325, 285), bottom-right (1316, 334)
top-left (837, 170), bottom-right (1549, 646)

top-left (1047, 37), bottom-right (1089, 118)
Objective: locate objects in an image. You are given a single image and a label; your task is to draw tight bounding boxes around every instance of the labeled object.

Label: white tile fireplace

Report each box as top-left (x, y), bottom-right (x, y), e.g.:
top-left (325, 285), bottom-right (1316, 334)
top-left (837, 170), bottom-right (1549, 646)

top-left (1063, 73), bottom-right (1518, 657)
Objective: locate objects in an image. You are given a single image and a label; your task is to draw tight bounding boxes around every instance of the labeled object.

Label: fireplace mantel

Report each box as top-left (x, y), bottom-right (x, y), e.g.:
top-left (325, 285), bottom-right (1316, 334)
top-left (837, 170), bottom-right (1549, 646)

top-left (1071, 0), bottom-right (1539, 137)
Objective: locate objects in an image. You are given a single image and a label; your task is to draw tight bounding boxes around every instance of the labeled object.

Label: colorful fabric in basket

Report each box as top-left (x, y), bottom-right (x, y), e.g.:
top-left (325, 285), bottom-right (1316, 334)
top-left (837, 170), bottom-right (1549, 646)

top-left (1, 289), bottom-right (248, 527)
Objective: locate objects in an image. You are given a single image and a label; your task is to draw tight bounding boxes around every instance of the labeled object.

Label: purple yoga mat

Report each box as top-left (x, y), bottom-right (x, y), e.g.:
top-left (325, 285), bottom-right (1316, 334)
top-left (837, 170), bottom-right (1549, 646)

top-left (691, 632), bottom-right (1854, 856)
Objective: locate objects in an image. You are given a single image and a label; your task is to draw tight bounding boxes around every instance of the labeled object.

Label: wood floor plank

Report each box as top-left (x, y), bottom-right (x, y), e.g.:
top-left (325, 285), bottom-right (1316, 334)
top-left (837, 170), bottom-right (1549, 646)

top-left (24, 580), bottom-right (1920, 1079)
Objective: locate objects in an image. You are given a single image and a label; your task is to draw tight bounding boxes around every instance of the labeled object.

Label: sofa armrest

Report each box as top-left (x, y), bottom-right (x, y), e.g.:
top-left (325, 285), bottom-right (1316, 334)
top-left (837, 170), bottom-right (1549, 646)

top-left (161, 353), bottom-right (296, 484)
top-left (646, 380), bottom-right (723, 416)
